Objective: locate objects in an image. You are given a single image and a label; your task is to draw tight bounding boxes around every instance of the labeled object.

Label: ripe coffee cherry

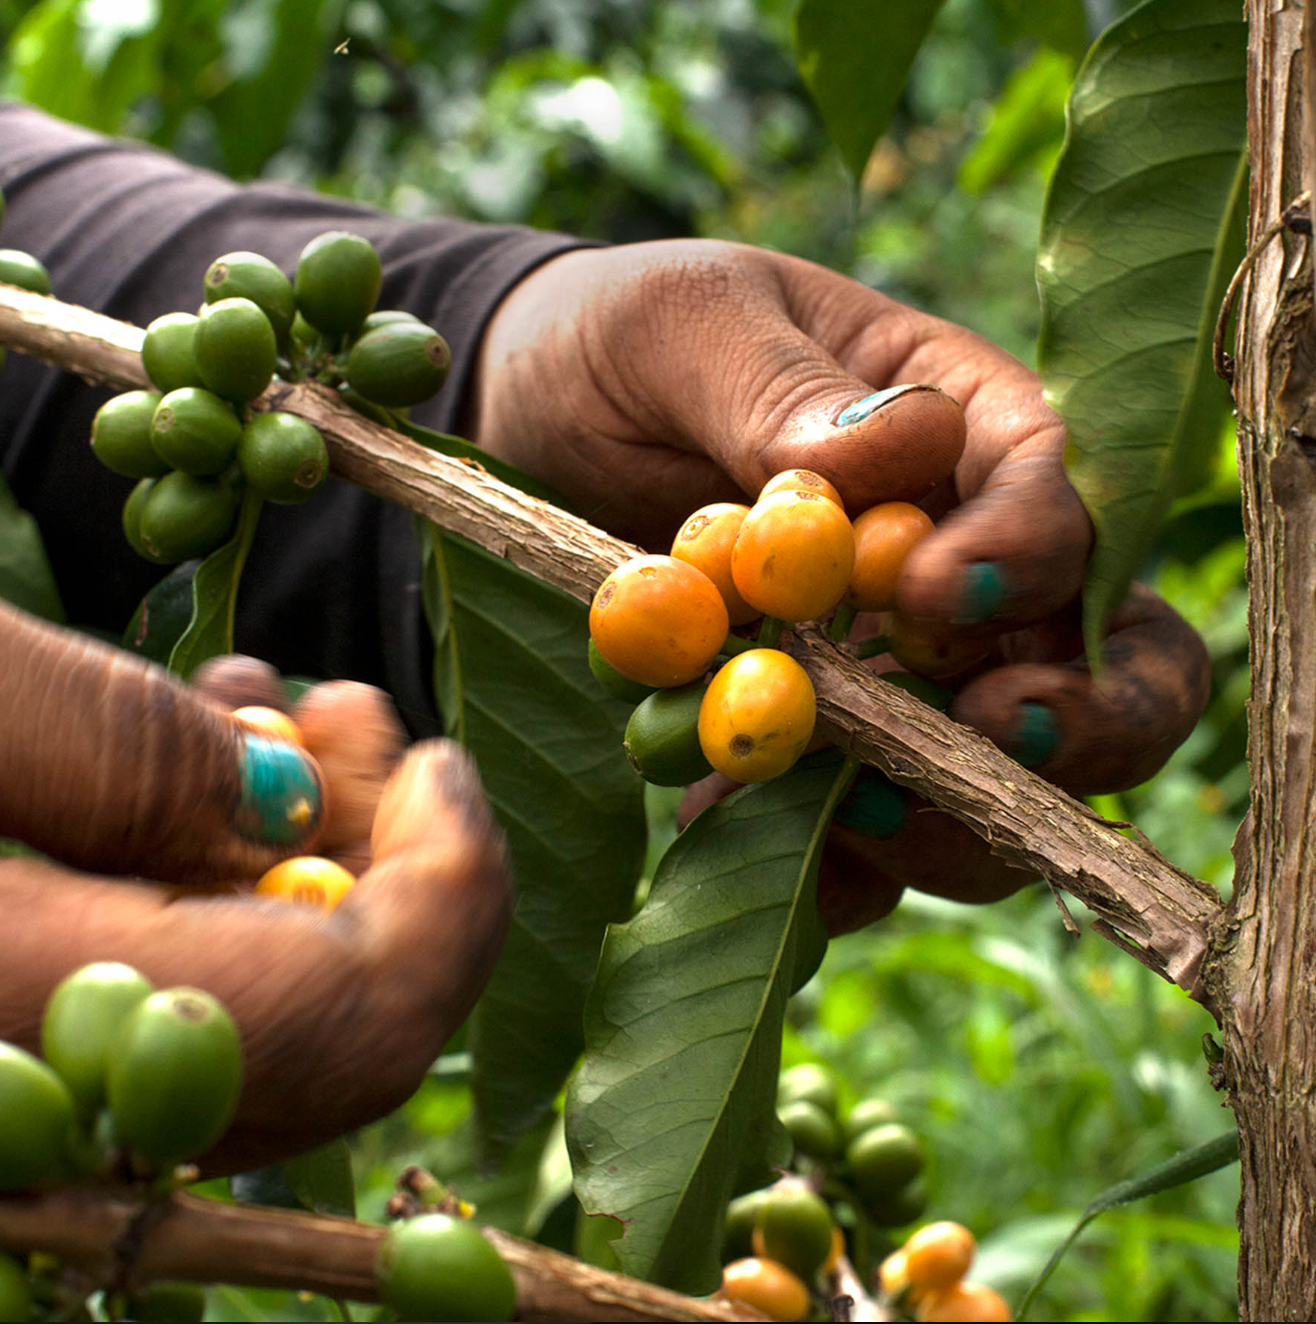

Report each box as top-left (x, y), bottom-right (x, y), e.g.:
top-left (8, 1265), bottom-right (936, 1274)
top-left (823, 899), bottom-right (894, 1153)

top-left (759, 468), bottom-right (843, 508)
top-left (150, 387), bottom-right (243, 476)
top-left (670, 503), bottom-right (759, 626)
top-left (204, 251), bottom-right (296, 346)
top-left (107, 987), bottom-right (243, 1166)
top-left (0, 1043), bottom-right (75, 1191)
top-left (846, 502), bottom-right (935, 611)
top-left (294, 231), bottom-right (382, 337)
top-left (698, 649), bottom-right (815, 784)
top-left (346, 320), bottom-right (451, 407)
top-left (376, 1214), bottom-right (517, 1322)
top-left (91, 390), bottom-right (168, 479)
top-left (194, 297), bottom-right (277, 402)
top-left (255, 856), bottom-right (356, 912)
top-left (238, 411), bottom-right (329, 504)
top-left (719, 1257), bottom-right (810, 1321)
top-left (731, 489), bottom-right (855, 623)
top-left (905, 1221), bottom-right (976, 1294)
top-left (916, 1281), bottom-right (1013, 1322)
top-left (590, 555), bottom-right (729, 689)
top-left (141, 312), bottom-right (205, 393)
top-left (41, 962), bottom-right (153, 1120)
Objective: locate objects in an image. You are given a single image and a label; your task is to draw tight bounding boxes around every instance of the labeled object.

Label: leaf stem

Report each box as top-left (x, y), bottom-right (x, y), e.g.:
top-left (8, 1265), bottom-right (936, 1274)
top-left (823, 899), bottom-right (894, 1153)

top-left (828, 603), bottom-right (857, 641)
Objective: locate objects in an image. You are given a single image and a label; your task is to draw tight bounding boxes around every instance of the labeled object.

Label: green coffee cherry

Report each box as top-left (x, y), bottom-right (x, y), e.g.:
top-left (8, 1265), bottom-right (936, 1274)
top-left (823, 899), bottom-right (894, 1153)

top-left (124, 1281), bottom-right (208, 1323)
top-left (237, 411), bottom-right (329, 504)
top-left (107, 987), bottom-right (244, 1166)
top-left (0, 1043), bottom-right (75, 1191)
top-left (137, 471), bottom-right (240, 564)
top-left (845, 1122), bottom-right (924, 1203)
top-left (376, 1214), bottom-right (516, 1323)
top-left (0, 1253), bottom-right (31, 1324)
top-left (723, 1188), bottom-right (771, 1263)
top-left (843, 1096), bottom-right (898, 1143)
top-left (345, 320), bottom-right (450, 407)
top-left (294, 231), bottom-right (382, 337)
top-left (41, 962), bottom-right (154, 1120)
top-left (588, 639), bottom-right (656, 704)
top-left (777, 1062), bottom-right (840, 1117)
top-left (623, 684), bottom-right (714, 786)
top-left (779, 1097), bottom-right (842, 1162)
top-left (122, 478), bottom-right (166, 563)
top-left (865, 1175), bottom-right (928, 1228)
top-left (204, 251), bottom-right (296, 346)
top-left (91, 390), bottom-right (168, 479)
top-left (194, 297), bottom-right (277, 402)
top-left (0, 249), bottom-right (49, 295)
top-left (360, 308), bottom-right (426, 333)
top-left (150, 387), bottom-right (243, 476)
top-left (142, 312), bottom-right (205, 393)
top-left (756, 1181), bottom-right (834, 1281)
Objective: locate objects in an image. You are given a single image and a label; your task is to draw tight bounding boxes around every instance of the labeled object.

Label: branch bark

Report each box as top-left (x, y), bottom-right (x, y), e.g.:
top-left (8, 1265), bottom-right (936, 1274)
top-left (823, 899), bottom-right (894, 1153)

top-left (0, 284), bottom-right (1222, 1005)
top-left (1208, 3), bottom-right (1316, 1317)
top-left (0, 1187), bottom-right (764, 1323)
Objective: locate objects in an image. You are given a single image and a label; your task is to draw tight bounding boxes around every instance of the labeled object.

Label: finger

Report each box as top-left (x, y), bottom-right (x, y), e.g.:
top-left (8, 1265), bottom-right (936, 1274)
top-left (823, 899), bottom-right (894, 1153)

top-left (294, 681), bottom-right (407, 862)
top-left (0, 601), bottom-right (324, 883)
top-left (896, 445), bottom-right (1091, 630)
top-left (191, 655), bottom-right (289, 712)
top-left (949, 584), bottom-right (1211, 795)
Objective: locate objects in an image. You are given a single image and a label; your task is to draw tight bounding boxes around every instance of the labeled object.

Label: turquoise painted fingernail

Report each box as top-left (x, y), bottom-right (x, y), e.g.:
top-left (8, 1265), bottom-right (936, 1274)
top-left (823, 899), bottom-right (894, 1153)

top-left (1010, 703), bottom-right (1059, 769)
top-left (958, 562), bottom-right (1006, 624)
top-left (834, 768), bottom-right (907, 838)
top-left (833, 385), bottom-right (922, 428)
top-left (235, 736), bottom-right (322, 844)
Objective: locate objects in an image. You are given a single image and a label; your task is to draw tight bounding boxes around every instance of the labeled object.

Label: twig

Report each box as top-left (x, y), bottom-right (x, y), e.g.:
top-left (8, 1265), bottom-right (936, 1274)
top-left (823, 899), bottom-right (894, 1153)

top-left (0, 285), bottom-right (1224, 1007)
top-left (0, 1188), bottom-right (763, 1323)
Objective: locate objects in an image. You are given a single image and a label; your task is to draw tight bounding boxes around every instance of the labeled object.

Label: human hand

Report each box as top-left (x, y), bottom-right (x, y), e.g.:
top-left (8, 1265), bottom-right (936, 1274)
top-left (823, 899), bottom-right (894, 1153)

top-left (0, 604), bottom-right (511, 1172)
top-left (475, 241), bottom-right (1210, 918)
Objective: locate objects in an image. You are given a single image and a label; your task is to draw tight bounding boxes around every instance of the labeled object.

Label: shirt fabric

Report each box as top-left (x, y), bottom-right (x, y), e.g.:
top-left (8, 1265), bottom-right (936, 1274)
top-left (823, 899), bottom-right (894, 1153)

top-left (0, 102), bottom-right (589, 736)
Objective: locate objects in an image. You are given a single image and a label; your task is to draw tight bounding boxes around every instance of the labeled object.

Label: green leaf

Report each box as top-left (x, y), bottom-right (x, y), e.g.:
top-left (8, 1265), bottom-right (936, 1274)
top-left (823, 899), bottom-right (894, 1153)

top-left (1036, 0), bottom-right (1247, 660)
top-left (1017, 1130), bottom-right (1239, 1318)
top-left (167, 488), bottom-right (264, 678)
top-left (419, 525), bottom-right (645, 1160)
top-left (121, 560), bottom-right (199, 664)
top-left (566, 753), bottom-right (856, 1293)
top-left (792, 0), bottom-right (946, 181)
top-left (211, 0), bottom-right (333, 178)
top-left (283, 1138), bottom-right (355, 1218)
top-left (987, 0), bottom-right (1090, 62)
top-left (0, 470), bottom-right (63, 623)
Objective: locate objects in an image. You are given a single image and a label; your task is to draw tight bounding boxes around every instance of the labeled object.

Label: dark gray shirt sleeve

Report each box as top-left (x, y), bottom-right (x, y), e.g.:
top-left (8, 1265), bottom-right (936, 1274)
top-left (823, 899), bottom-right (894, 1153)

top-left (0, 102), bottom-right (590, 736)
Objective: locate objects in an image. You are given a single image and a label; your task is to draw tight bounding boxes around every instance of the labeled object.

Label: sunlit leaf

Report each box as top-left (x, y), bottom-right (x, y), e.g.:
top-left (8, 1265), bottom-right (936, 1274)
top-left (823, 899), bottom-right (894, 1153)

top-left (567, 753), bottom-right (855, 1293)
top-left (1036, 0), bottom-right (1247, 659)
top-left (792, 0), bottom-right (946, 181)
top-left (420, 526), bottom-right (645, 1160)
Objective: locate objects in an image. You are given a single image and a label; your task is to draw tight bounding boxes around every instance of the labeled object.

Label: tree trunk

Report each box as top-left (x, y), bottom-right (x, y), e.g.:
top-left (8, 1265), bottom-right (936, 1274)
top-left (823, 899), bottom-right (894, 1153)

top-left (1208, 3), bottom-right (1316, 1318)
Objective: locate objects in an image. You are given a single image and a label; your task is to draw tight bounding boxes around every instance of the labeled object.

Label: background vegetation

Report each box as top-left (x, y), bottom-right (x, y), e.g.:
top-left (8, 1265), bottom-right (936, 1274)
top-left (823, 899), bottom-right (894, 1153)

top-left (0, 0), bottom-right (1247, 1318)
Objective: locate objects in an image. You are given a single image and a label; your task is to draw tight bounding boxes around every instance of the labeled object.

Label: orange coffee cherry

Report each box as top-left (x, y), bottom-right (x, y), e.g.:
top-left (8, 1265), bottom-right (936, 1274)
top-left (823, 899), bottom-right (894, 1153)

top-left (231, 705), bottom-right (303, 746)
top-left (670, 503), bottom-right (759, 626)
top-left (590, 555), bottom-right (729, 688)
top-left (846, 502), bottom-right (935, 612)
top-left (255, 856), bottom-right (355, 911)
top-left (879, 1248), bottom-right (913, 1298)
top-left (823, 1223), bottom-right (846, 1275)
top-left (916, 1281), bottom-right (1012, 1322)
top-left (731, 490), bottom-right (855, 623)
top-left (698, 650), bottom-right (815, 784)
top-left (904, 1221), bottom-right (976, 1294)
top-left (885, 612), bottom-right (992, 680)
top-left (719, 1258), bottom-right (811, 1321)
top-left (759, 468), bottom-right (844, 508)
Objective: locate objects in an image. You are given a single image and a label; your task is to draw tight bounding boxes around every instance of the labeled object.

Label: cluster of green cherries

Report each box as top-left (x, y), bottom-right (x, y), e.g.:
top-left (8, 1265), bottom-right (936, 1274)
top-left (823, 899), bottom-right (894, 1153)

top-left (89, 230), bottom-right (451, 565)
top-left (0, 185), bottom-right (55, 372)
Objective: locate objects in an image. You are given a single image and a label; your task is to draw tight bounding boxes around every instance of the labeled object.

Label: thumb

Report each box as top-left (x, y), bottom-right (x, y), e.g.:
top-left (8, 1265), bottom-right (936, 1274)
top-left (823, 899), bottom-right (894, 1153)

top-left (0, 601), bottom-right (325, 882)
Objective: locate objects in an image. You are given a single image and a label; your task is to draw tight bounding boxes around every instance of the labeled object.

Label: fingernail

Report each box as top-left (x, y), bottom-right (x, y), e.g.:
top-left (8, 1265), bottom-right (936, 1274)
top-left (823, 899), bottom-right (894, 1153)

top-left (1009, 703), bottom-right (1059, 769)
top-left (833, 385), bottom-right (926, 428)
top-left (235, 735), bottom-right (323, 844)
top-left (957, 562), bottom-right (1006, 624)
top-left (834, 768), bottom-right (906, 838)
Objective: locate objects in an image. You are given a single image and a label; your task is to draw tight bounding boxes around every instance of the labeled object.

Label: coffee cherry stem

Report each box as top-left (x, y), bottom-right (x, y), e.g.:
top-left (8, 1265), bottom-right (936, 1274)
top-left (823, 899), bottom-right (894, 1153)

top-left (718, 633), bottom-right (758, 657)
top-left (829, 602), bottom-right (857, 642)
top-left (757, 615), bottom-right (784, 649)
top-left (852, 633), bottom-right (891, 661)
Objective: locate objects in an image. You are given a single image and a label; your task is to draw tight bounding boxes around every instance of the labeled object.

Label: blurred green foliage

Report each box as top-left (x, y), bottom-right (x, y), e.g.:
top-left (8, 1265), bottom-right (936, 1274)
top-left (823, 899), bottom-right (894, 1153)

top-left (0, 0), bottom-right (1245, 1318)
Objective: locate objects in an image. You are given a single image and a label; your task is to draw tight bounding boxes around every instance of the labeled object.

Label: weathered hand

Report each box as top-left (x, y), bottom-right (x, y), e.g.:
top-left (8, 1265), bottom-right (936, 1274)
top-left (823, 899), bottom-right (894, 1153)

top-left (0, 605), bottom-right (512, 1172)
